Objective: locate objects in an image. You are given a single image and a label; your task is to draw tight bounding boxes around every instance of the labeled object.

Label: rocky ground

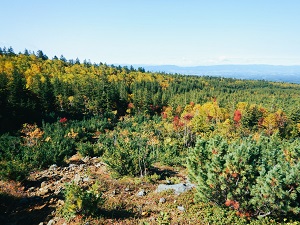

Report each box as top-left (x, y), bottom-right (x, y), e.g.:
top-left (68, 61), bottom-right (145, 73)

top-left (0, 154), bottom-right (195, 225)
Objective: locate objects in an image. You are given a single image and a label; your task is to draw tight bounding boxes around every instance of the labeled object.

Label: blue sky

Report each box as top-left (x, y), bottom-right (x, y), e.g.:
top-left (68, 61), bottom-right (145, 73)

top-left (1, 0), bottom-right (300, 66)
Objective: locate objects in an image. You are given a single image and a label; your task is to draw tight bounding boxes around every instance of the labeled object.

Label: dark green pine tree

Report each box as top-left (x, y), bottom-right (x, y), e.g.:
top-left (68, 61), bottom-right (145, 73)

top-left (95, 78), bottom-right (116, 116)
top-left (0, 73), bottom-right (9, 132)
top-left (60, 55), bottom-right (67, 62)
top-left (8, 71), bottom-right (27, 114)
top-left (7, 71), bottom-right (35, 129)
top-left (24, 48), bottom-right (30, 56)
top-left (38, 75), bottom-right (56, 114)
top-left (7, 46), bottom-right (16, 56)
top-left (36, 50), bottom-right (48, 60)
top-left (75, 57), bottom-right (80, 65)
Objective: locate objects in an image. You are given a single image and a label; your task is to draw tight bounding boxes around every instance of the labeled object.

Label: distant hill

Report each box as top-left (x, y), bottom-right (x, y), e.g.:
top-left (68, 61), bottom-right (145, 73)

top-left (138, 64), bottom-right (300, 83)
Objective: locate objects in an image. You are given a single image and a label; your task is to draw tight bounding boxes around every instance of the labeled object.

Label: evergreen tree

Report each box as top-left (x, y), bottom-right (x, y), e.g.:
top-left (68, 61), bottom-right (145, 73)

top-left (75, 57), bottom-right (80, 65)
top-left (38, 75), bottom-right (56, 114)
top-left (130, 65), bottom-right (135, 71)
top-left (0, 73), bottom-right (9, 132)
top-left (138, 67), bottom-right (145, 73)
top-left (187, 135), bottom-right (300, 218)
top-left (6, 70), bottom-right (37, 129)
top-left (36, 50), bottom-right (48, 60)
top-left (24, 48), bottom-right (30, 56)
top-left (8, 71), bottom-right (28, 113)
top-left (7, 46), bottom-right (15, 56)
top-left (60, 55), bottom-right (67, 62)
top-left (2, 47), bottom-right (7, 55)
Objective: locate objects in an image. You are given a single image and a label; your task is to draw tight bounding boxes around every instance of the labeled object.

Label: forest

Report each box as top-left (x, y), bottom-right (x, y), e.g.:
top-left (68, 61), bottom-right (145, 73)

top-left (0, 47), bottom-right (300, 224)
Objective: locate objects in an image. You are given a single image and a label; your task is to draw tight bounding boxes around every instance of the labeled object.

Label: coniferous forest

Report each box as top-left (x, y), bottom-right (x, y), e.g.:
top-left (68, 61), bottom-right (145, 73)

top-left (0, 47), bottom-right (300, 224)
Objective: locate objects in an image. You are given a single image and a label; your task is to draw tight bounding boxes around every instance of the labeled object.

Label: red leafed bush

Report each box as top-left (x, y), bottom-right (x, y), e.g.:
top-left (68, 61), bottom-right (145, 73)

top-left (59, 117), bottom-right (68, 123)
top-left (183, 113), bottom-right (194, 121)
top-left (233, 110), bottom-right (242, 123)
top-left (128, 102), bottom-right (134, 109)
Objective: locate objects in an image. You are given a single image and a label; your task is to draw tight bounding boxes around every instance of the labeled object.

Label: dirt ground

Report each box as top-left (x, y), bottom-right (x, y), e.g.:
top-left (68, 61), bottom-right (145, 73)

top-left (0, 155), bottom-right (196, 225)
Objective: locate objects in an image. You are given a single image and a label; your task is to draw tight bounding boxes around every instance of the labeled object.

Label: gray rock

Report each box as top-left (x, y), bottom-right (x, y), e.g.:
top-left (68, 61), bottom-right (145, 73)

top-left (47, 219), bottom-right (55, 225)
top-left (112, 189), bottom-right (119, 195)
top-left (28, 187), bottom-right (35, 192)
top-left (54, 180), bottom-right (61, 185)
top-left (124, 187), bottom-right (130, 192)
top-left (137, 189), bottom-right (146, 197)
top-left (54, 186), bottom-right (63, 195)
top-left (156, 182), bottom-right (195, 195)
top-left (73, 174), bottom-right (81, 184)
top-left (39, 187), bottom-right (50, 196)
top-left (165, 179), bottom-right (172, 184)
top-left (41, 181), bottom-right (47, 188)
top-left (159, 197), bottom-right (166, 203)
top-left (95, 163), bottom-right (102, 168)
top-left (83, 176), bottom-right (90, 182)
top-left (69, 164), bottom-right (76, 169)
top-left (49, 164), bottom-right (58, 170)
top-left (79, 164), bottom-right (86, 169)
top-left (82, 156), bottom-right (90, 163)
top-left (57, 199), bottom-right (65, 206)
top-left (177, 205), bottom-right (185, 211)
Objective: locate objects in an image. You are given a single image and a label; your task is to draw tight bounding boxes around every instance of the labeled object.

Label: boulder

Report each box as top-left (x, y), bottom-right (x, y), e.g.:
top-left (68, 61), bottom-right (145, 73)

top-left (156, 182), bottom-right (195, 195)
top-left (137, 189), bottom-right (146, 197)
top-left (159, 197), bottom-right (166, 203)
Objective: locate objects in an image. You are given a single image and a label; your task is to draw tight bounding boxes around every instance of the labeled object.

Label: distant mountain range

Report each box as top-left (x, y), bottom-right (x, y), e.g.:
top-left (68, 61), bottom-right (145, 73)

top-left (136, 65), bottom-right (300, 84)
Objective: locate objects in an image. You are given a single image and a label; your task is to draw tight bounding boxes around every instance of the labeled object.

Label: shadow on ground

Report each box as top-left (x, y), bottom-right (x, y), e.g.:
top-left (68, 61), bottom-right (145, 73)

top-left (150, 167), bottom-right (177, 180)
top-left (100, 208), bottom-right (136, 220)
top-left (0, 192), bottom-right (54, 225)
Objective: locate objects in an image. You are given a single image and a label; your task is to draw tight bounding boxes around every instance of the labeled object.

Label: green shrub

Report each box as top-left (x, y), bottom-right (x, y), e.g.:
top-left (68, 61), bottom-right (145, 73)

top-left (60, 182), bottom-right (104, 221)
top-left (189, 202), bottom-right (281, 225)
top-left (187, 135), bottom-right (300, 220)
top-left (0, 134), bottom-right (20, 160)
top-left (103, 133), bottom-right (155, 177)
top-left (0, 134), bottom-right (31, 180)
top-left (0, 117), bottom-right (110, 180)
top-left (76, 142), bottom-right (94, 156)
top-left (158, 141), bottom-right (185, 166)
top-left (156, 211), bottom-right (171, 225)
top-left (39, 122), bottom-right (76, 167)
top-left (0, 159), bottom-right (30, 181)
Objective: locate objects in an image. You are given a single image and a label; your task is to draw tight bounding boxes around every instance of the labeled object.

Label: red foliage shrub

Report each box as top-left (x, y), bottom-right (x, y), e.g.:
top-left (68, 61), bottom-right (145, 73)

top-left (128, 102), bottom-right (134, 109)
top-left (233, 110), bottom-right (242, 123)
top-left (173, 116), bottom-right (184, 130)
top-left (183, 113), bottom-right (194, 121)
top-left (59, 117), bottom-right (68, 123)
top-left (161, 112), bottom-right (168, 119)
top-left (225, 199), bottom-right (240, 210)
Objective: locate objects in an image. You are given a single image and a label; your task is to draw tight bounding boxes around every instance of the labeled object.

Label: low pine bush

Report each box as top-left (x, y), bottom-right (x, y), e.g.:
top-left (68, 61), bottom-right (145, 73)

top-left (0, 134), bottom-right (31, 180)
top-left (187, 135), bottom-right (300, 220)
top-left (60, 182), bottom-right (104, 221)
top-left (102, 132), bottom-right (155, 177)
